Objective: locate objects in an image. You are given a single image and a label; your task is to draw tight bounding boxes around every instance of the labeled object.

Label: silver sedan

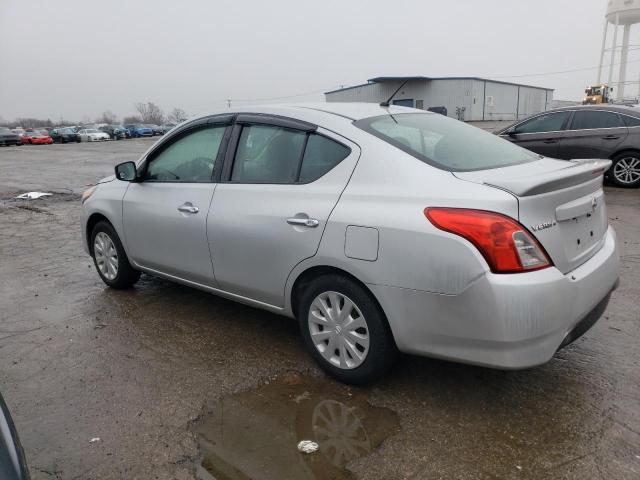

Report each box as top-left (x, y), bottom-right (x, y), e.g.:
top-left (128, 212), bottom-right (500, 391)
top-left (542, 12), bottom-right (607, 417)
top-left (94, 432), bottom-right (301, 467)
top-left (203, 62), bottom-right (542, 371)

top-left (80, 103), bottom-right (619, 384)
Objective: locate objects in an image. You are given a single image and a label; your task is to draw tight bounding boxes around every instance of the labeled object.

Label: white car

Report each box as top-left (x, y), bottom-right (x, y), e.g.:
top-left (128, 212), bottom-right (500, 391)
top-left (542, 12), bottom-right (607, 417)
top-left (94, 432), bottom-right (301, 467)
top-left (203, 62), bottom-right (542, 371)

top-left (77, 129), bottom-right (110, 142)
top-left (80, 103), bottom-right (619, 384)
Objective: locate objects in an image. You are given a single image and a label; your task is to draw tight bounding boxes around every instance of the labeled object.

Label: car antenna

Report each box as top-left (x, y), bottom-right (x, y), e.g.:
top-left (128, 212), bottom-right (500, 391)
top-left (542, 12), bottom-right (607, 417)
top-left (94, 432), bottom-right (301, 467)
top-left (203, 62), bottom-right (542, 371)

top-left (380, 80), bottom-right (409, 107)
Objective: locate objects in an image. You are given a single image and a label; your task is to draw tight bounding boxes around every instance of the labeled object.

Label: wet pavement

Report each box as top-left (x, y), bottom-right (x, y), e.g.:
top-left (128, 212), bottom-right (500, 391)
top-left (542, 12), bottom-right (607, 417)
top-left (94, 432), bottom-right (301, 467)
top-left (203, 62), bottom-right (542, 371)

top-left (0, 141), bottom-right (639, 479)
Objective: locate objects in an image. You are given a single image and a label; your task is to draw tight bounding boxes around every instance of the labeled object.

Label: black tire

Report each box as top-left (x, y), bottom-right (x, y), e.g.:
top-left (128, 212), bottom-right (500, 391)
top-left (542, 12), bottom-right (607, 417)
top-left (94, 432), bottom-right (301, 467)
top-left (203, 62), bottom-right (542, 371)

top-left (609, 152), bottom-right (640, 188)
top-left (298, 274), bottom-right (397, 385)
top-left (90, 221), bottom-right (140, 289)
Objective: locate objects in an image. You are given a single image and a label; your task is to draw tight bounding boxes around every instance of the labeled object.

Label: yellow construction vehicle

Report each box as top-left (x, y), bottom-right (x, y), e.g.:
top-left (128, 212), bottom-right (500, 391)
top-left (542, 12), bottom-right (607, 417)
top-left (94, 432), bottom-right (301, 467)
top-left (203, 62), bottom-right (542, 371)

top-left (583, 84), bottom-right (613, 104)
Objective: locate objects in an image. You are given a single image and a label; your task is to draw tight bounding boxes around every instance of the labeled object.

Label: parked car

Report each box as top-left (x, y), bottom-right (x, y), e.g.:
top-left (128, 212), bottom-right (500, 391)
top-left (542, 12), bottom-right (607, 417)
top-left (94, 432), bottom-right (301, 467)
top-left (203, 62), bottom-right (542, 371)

top-left (160, 123), bottom-right (176, 134)
top-left (123, 124), bottom-right (153, 138)
top-left (100, 125), bottom-right (127, 140)
top-left (498, 105), bottom-right (640, 188)
top-left (50, 127), bottom-right (81, 143)
top-left (77, 128), bottom-right (110, 142)
top-left (145, 124), bottom-right (164, 136)
top-left (11, 129), bottom-right (28, 144)
top-left (22, 129), bottom-right (53, 145)
top-left (0, 392), bottom-right (30, 480)
top-left (0, 127), bottom-right (22, 146)
top-left (81, 103), bottom-right (619, 384)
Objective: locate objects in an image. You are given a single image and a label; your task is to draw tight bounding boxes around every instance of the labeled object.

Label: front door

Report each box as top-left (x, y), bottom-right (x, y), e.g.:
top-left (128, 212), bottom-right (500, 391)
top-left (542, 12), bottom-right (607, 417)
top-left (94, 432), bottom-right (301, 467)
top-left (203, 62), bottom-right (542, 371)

top-left (501, 110), bottom-right (572, 158)
top-left (208, 121), bottom-right (359, 307)
top-left (122, 123), bottom-right (228, 285)
top-left (556, 109), bottom-right (628, 160)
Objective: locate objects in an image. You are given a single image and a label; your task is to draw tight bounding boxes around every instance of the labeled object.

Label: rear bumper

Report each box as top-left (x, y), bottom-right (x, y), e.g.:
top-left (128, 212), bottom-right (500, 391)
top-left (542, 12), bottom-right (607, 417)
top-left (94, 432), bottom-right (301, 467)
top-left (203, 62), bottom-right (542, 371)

top-left (370, 226), bottom-right (620, 369)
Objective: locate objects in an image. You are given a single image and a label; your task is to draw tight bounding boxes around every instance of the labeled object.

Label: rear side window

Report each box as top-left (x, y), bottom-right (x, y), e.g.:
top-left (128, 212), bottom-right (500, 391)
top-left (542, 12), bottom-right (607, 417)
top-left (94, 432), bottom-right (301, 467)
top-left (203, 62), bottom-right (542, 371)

top-left (622, 115), bottom-right (640, 127)
top-left (570, 111), bottom-right (622, 130)
top-left (299, 134), bottom-right (350, 183)
top-left (514, 111), bottom-right (571, 134)
top-left (355, 113), bottom-right (538, 172)
top-left (232, 125), bottom-right (306, 183)
top-left (231, 125), bottom-right (350, 184)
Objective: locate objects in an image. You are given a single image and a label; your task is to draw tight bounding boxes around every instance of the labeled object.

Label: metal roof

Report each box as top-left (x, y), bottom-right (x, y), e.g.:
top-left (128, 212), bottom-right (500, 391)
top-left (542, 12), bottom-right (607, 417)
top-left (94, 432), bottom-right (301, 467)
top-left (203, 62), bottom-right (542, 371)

top-left (325, 76), bottom-right (554, 94)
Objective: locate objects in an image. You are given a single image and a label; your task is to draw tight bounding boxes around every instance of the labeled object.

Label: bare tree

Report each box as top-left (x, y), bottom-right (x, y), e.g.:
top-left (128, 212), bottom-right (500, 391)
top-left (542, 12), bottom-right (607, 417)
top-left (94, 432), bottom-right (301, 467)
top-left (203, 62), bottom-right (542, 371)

top-left (167, 107), bottom-right (188, 124)
top-left (123, 115), bottom-right (142, 124)
top-left (97, 110), bottom-right (117, 124)
top-left (134, 102), bottom-right (164, 125)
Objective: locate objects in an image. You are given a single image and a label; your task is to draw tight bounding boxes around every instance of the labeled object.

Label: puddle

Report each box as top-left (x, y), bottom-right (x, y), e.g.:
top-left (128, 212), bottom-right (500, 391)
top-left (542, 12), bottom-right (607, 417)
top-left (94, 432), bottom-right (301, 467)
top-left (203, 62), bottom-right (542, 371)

top-left (193, 374), bottom-right (400, 480)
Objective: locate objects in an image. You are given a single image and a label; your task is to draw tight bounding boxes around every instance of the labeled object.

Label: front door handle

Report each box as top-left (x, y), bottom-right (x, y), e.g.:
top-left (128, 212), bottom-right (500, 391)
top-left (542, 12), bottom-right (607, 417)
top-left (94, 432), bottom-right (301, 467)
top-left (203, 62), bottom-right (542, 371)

top-left (542, 139), bottom-right (558, 144)
top-left (287, 217), bottom-right (319, 228)
top-left (602, 135), bottom-right (620, 140)
top-left (177, 203), bottom-right (199, 214)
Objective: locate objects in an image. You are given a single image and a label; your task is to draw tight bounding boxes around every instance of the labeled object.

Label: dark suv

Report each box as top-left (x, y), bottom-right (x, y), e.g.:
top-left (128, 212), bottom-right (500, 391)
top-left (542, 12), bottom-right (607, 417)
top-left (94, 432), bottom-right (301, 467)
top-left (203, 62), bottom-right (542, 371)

top-left (498, 105), bottom-right (640, 188)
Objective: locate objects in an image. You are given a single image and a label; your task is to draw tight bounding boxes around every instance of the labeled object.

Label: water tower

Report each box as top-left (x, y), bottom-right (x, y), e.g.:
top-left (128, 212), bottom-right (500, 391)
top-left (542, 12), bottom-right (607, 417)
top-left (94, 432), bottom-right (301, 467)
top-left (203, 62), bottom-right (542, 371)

top-left (597, 0), bottom-right (640, 99)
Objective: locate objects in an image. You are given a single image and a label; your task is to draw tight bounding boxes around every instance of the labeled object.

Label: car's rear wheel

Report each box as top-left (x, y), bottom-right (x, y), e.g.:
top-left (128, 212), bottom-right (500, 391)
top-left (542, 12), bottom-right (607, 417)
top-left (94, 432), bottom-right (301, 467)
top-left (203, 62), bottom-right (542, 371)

top-left (610, 152), bottom-right (640, 188)
top-left (90, 221), bottom-right (140, 289)
top-left (298, 274), bottom-right (397, 384)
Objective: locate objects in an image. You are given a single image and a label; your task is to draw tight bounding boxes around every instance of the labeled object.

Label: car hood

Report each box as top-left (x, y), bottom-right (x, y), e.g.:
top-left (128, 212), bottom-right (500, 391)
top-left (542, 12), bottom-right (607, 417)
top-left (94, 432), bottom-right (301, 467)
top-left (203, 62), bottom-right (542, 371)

top-left (98, 174), bottom-right (115, 184)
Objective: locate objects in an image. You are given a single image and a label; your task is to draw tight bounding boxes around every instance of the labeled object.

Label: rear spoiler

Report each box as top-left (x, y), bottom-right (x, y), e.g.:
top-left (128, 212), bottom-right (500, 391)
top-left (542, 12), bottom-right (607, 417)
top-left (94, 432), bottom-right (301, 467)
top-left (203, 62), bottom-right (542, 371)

top-left (484, 159), bottom-right (612, 197)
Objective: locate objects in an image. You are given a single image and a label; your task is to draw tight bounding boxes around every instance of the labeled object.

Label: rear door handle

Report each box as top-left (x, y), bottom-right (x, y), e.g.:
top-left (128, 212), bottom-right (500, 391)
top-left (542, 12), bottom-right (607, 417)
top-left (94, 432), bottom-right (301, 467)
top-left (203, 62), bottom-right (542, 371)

top-left (287, 217), bottom-right (319, 228)
top-left (602, 135), bottom-right (620, 140)
top-left (177, 203), bottom-right (199, 214)
top-left (542, 139), bottom-right (558, 144)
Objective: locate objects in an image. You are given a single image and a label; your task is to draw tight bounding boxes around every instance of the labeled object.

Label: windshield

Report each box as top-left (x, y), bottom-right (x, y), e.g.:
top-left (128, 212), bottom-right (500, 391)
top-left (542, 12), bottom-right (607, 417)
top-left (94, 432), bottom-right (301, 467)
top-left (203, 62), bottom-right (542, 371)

top-left (355, 113), bottom-right (539, 172)
top-left (86, 129), bottom-right (98, 133)
top-left (0, 127), bottom-right (10, 133)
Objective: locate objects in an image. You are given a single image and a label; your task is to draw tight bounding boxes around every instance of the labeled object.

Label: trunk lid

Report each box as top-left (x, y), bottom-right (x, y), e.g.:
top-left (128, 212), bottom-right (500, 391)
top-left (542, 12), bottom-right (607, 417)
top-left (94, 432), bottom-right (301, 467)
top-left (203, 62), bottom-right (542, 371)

top-left (453, 158), bottom-right (611, 274)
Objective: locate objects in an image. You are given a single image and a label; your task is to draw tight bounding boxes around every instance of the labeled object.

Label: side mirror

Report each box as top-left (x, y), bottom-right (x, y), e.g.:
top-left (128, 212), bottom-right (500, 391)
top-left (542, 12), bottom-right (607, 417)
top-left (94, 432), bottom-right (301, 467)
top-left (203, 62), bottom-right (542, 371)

top-left (115, 161), bottom-right (137, 182)
top-left (504, 127), bottom-right (517, 137)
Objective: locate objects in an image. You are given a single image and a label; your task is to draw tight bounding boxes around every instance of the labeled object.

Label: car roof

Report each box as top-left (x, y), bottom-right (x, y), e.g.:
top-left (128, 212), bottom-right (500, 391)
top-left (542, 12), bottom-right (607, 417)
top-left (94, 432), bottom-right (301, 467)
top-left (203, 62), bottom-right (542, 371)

top-left (219, 102), bottom-right (425, 122)
top-left (547, 104), bottom-right (640, 116)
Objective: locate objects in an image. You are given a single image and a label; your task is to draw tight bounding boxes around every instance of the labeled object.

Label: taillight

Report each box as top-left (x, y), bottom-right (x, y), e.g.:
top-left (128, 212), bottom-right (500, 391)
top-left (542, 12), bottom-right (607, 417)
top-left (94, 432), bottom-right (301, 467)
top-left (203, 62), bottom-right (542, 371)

top-left (424, 208), bottom-right (552, 274)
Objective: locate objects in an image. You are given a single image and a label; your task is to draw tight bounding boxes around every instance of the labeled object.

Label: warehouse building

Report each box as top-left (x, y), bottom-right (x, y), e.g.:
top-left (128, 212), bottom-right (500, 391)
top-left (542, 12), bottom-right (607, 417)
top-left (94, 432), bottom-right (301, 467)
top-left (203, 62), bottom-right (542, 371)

top-left (325, 76), bottom-right (554, 122)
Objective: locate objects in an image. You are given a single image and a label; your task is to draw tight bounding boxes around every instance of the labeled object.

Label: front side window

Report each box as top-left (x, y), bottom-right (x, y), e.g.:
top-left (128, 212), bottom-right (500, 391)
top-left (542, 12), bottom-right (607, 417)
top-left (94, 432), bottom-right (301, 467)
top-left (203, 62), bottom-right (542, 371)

top-left (514, 112), bottom-right (571, 134)
top-left (144, 125), bottom-right (225, 182)
top-left (356, 113), bottom-right (539, 172)
top-left (231, 125), bottom-right (306, 183)
top-left (570, 110), bottom-right (622, 130)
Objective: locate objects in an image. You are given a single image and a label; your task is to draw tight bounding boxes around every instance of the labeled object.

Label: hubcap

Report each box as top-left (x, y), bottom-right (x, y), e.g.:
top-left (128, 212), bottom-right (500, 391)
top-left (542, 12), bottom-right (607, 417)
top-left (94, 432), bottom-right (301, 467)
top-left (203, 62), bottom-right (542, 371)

top-left (308, 291), bottom-right (370, 369)
top-left (93, 232), bottom-right (118, 280)
top-left (613, 157), bottom-right (640, 185)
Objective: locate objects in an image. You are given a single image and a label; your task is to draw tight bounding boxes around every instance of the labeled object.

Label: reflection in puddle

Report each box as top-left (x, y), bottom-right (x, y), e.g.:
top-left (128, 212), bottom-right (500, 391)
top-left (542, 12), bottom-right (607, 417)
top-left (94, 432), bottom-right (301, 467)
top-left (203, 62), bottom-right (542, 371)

top-left (193, 374), bottom-right (400, 480)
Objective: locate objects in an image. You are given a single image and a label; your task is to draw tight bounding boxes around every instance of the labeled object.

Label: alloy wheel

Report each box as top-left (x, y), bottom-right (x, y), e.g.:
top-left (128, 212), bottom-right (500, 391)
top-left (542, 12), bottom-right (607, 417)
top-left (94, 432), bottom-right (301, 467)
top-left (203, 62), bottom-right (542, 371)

top-left (308, 291), bottom-right (370, 369)
top-left (613, 156), bottom-right (640, 185)
top-left (94, 232), bottom-right (118, 280)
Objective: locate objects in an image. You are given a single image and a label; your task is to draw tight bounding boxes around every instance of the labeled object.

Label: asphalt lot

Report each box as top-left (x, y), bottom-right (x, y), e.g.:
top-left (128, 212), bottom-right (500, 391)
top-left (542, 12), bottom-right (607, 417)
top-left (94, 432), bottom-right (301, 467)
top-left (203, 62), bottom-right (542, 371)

top-left (0, 139), bottom-right (639, 479)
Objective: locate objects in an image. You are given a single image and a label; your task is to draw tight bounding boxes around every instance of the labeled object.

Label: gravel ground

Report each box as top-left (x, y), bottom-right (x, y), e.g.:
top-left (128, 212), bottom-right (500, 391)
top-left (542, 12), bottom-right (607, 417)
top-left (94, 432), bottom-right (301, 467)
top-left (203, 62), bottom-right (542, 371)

top-left (0, 140), bottom-right (638, 479)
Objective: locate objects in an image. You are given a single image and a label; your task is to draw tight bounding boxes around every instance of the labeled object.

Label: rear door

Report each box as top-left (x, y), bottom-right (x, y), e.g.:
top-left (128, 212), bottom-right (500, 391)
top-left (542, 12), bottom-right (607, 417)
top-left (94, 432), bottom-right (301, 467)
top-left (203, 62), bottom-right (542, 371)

top-left (500, 111), bottom-right (572, 158)
top-left (557, 110), bottom-right (628, 159)
top-left (122, 119), bottom-right (230, 285)
top-left (207, 116), bottom-right (359, 307)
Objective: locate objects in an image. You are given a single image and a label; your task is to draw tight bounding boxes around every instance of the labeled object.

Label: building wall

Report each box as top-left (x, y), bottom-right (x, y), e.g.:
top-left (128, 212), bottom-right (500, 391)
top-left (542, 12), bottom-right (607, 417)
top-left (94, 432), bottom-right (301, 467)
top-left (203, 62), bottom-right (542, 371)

top-left (325, 79), bottom-right (553, 122)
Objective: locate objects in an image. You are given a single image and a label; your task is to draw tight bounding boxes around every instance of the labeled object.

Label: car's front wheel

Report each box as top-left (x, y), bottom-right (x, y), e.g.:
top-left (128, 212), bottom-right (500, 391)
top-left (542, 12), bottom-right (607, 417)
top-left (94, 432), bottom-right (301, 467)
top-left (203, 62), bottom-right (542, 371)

top-left (90, 221), bottom-right (140, 289)
top-left (298, 274), bottom-right (397, 384)
top-left (610, 152), bottom-right (640, 188)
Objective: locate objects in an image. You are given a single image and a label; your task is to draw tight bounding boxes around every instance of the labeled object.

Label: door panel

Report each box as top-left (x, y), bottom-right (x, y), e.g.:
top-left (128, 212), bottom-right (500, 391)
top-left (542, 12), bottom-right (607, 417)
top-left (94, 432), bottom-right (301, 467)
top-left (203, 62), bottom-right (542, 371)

top-left (505, 131), bottom-right (563, 158)
top-left (557, 110), bottom-right (628, 160)
top-left (121, 123), bottom-right (228, 285)
top-left (123, 183), bottom-right (217, 285)
top-left (208, 130), bottom-right (359, 307)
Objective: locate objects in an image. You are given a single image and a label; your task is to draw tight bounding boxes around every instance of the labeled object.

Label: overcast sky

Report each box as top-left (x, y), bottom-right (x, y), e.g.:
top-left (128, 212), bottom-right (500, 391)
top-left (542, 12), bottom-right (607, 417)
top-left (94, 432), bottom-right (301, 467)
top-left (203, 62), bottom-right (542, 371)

top-left (0, 0), bottom-right (635, 122)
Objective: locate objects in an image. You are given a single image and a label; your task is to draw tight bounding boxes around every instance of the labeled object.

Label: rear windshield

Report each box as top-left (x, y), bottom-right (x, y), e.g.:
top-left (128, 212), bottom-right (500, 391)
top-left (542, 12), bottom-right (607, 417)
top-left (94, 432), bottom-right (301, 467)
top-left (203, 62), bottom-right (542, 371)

top-left (355, 113), bottom-right (539, 172)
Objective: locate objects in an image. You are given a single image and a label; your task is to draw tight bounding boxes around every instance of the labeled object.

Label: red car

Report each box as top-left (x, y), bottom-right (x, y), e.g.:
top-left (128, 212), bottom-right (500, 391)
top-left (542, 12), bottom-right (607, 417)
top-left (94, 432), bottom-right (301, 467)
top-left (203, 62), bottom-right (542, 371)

top-left (23, 129), bottom-right (53, 145)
